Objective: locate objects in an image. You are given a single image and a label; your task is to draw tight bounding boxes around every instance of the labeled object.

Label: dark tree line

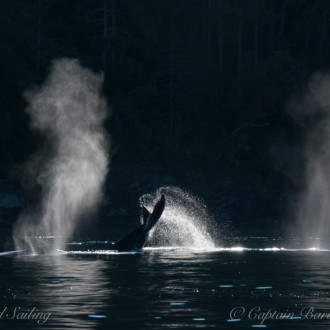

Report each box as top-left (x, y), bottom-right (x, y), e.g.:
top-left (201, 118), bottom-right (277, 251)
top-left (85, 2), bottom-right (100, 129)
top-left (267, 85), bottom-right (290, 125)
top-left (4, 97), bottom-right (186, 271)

top-left (1, 0), bottom-right (330, 188)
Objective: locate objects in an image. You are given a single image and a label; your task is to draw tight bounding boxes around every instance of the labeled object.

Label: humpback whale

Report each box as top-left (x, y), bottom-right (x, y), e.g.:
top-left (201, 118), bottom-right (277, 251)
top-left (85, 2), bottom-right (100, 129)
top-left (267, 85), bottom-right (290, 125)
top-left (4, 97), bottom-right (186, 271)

top-left (111, 194), bottom-right (165, 251)
top-left (1, 194), bottom-right (165, 256)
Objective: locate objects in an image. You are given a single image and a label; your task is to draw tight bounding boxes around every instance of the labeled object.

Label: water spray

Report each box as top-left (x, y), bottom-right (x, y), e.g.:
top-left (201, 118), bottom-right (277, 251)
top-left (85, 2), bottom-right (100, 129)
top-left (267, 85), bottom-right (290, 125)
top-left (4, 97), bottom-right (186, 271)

top-left (13, 58), bottom-right (109, 254)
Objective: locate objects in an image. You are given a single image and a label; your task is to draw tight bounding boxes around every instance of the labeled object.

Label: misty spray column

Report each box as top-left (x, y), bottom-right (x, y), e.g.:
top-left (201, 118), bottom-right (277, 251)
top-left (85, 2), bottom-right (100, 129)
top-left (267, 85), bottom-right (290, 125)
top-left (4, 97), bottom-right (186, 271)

top-left (14, 58), bottom-right (109, 254)
top-left (290, 73), bottom-right (330, 247)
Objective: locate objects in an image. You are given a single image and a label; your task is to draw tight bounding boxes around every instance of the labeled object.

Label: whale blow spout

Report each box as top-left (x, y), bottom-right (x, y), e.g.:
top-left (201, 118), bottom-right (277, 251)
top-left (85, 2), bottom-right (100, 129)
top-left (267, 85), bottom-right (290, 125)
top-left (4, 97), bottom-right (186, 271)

top-left (13, 58), bottom-right (109, 254)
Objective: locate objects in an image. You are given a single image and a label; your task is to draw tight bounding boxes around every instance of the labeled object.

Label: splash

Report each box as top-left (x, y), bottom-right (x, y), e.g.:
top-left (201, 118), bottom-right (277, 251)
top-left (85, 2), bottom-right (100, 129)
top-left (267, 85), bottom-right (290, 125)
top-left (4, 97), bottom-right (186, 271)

top-left (140, 186), bottom-right (217, 249)
top-left (288, 72), bottom-right (330, 248)
top-left (13, 58), bottom-right (109, 254)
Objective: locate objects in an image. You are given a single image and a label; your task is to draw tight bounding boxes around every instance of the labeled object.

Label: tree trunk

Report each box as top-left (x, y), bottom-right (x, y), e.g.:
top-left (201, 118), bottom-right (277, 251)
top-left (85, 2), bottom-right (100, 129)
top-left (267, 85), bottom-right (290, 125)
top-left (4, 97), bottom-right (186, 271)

top-left (36, 0), bottom-right (42, 72)
top-left (170, 20), bottom-right (175, 134)
top-left (238, 19), bottom-right (242, 66)
top-left (218, 20), bottom-right (223, 70)
top-left (254, 12), bottom-right (259, 64)
top-left (103, 0), bottom-right (108, 67)
top-left (111, 0), bottom-right (116, 69)
top-left (320, 8), bottom-right (327, 54)
top-left (208, 0), bottom-right (212, 57)
top-left (279, 0), bottom-right (287, 36)
top-left (170, 48), bottom-right (174, 133)
top-left (260, 0), bottom-right (265, 62)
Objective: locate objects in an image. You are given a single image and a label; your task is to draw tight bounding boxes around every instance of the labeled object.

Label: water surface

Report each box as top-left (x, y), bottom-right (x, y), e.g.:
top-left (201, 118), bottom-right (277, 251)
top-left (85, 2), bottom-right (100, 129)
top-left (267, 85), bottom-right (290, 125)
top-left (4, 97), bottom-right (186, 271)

top-left (1, 239), bottom-right (330, 329)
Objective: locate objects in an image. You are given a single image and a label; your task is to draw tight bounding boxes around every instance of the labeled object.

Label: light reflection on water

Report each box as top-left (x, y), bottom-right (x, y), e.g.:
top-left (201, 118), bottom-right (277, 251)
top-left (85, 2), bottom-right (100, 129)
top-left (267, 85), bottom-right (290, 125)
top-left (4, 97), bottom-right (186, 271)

top-left (1, 239), bottom-right (330, 329)
top-left (12, 255), bottom-right (111, 329)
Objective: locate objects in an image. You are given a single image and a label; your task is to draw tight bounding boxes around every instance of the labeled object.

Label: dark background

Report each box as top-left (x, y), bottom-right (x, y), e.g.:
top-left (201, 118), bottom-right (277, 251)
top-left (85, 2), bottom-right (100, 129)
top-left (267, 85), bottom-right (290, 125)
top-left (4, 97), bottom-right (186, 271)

top-left (0, 0), bottom-right (328, 240)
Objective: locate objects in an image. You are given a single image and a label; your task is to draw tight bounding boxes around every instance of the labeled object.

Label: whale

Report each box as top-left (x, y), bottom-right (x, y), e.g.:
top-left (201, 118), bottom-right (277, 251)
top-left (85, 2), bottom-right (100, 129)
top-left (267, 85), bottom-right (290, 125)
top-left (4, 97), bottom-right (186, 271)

top-left (0, 194), bottom-right (165, 256)
top-left (111, 194), bottom-right (165, 251)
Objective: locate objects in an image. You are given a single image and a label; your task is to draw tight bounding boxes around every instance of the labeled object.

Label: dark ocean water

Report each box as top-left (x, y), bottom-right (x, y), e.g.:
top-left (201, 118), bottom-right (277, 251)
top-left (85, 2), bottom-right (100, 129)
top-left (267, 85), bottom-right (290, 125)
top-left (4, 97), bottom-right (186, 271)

top-left (1, 239), bottom-right (330, 329)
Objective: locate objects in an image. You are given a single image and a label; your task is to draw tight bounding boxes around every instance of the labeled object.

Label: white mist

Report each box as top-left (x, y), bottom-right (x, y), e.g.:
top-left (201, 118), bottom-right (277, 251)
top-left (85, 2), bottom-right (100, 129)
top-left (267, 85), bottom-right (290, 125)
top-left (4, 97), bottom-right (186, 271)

top-left (289, 72), bottom-right (330, 248)
top-left (13, 58), bottom-right (109, 254)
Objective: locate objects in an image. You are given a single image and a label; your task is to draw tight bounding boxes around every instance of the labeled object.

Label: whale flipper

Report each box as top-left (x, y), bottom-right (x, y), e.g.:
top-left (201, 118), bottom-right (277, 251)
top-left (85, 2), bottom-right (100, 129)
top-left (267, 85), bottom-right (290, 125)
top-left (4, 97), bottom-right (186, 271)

top-left (112, 195), bottom-right (165, 252)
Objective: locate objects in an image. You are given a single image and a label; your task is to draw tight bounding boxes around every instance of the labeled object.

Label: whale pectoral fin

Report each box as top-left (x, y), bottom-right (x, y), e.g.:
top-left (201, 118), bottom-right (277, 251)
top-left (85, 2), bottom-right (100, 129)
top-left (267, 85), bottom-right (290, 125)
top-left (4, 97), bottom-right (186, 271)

top-left (142, 207), bottom-right (150, 225)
